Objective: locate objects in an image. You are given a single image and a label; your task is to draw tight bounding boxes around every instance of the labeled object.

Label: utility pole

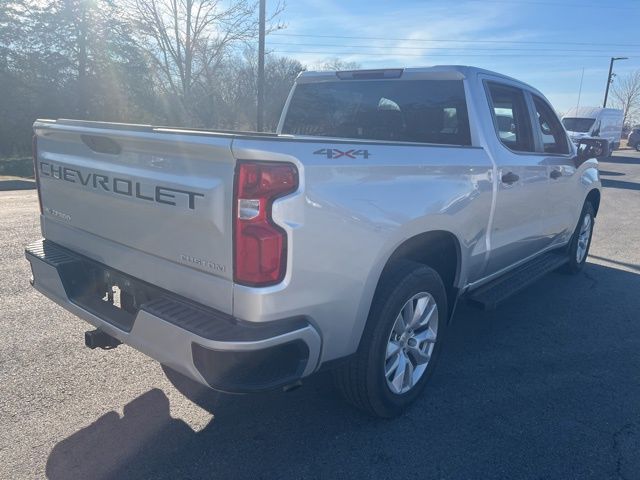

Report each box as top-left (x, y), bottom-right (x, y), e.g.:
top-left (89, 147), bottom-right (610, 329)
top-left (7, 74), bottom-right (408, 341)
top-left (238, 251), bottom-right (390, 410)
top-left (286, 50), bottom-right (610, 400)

top-left (257, 0), bottom-right (266, 132)
top-left (603, 56), bottom-right (628, 108)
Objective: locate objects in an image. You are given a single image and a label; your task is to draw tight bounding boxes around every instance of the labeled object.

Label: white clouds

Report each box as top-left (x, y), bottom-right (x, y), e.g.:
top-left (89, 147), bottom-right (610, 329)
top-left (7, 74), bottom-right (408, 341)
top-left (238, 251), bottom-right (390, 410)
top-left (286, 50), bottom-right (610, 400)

top-left (273, 0), bottom-right (531, 67)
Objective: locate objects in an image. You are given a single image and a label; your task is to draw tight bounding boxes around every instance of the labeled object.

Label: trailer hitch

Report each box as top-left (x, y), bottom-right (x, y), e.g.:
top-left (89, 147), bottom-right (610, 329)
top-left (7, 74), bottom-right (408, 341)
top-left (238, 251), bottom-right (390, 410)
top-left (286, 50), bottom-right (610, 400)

top-left (85, 329), bottom-right (121, 350)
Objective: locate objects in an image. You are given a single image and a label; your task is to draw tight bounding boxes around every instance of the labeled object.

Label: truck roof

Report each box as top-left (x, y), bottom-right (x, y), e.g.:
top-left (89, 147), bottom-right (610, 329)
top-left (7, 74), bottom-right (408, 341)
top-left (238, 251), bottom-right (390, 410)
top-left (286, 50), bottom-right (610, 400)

top-left (562, 106), bottom-right (623, 119)
top-left (297, 65), bottom-right (544, 97)
top-left (298, 65), bottom-right (524, 84)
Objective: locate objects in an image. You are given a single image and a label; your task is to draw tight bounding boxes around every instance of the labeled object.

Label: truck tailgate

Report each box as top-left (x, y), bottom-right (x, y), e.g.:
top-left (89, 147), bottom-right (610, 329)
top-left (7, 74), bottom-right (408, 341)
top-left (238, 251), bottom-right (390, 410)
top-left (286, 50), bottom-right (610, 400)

top-left (33, 120), bottom-right (236, 313)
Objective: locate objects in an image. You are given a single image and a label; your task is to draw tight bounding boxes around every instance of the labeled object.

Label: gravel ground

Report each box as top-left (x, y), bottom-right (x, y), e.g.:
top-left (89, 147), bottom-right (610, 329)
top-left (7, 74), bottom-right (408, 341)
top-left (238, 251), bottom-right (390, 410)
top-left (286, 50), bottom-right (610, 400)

top-left (1, 151), bottom-right (639, 479)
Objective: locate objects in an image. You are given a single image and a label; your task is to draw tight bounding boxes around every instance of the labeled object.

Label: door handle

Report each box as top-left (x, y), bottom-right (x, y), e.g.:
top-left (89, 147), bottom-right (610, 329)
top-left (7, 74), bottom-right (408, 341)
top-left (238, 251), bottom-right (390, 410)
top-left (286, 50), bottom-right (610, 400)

top-left (550, 169), bottom-right (562, 180)
top-left (501, 171), bottom-right (520, 185)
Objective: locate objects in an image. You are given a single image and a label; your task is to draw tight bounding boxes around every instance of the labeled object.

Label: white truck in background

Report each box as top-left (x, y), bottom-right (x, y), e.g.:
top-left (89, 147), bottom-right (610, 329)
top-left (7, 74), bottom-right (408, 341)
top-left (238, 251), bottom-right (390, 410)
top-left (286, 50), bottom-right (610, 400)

top-left (562, 107), bottom-right (623, 150)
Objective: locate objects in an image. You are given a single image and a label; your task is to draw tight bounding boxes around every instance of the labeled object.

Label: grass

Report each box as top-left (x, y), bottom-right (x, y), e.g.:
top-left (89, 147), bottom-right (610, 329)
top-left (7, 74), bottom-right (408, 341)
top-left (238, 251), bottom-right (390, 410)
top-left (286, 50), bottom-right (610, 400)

top-left (0, 156), bottom-right (33, 178)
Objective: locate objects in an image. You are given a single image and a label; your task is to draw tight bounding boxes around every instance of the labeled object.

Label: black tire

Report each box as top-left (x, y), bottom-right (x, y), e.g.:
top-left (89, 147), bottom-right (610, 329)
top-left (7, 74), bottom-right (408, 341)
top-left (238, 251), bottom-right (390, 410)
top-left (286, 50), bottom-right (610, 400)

top-left (562, 202), bottom-right (595, 274)
top-left (161, 364), bottom-right (227, 413)
top-left (333, 261), bottom-right (448, 418)
top-left (635, 142), bottom-right (640, 152)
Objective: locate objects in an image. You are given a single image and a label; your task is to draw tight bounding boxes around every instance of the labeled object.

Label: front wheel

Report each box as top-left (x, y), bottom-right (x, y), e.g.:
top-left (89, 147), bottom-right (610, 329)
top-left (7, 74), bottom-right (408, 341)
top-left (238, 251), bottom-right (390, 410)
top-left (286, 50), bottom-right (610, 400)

top-left (563, 202), bottom-right (595, 274)
top-left (333, 261), bottom-right (448, 418)
top-left (635, 142), bottom-right (640, 152)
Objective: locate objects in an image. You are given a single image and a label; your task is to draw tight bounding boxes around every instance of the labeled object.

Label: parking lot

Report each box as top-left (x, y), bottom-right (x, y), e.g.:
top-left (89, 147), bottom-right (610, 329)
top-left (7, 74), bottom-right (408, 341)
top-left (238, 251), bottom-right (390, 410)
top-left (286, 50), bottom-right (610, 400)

top-left (1, 150), bottom-right (639, 479)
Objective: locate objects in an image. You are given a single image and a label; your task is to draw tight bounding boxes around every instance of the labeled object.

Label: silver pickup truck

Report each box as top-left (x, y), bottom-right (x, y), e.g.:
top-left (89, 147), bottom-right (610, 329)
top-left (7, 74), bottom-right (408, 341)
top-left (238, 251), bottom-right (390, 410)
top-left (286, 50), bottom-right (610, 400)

top-left (26, 66), bottom-right (607, 417)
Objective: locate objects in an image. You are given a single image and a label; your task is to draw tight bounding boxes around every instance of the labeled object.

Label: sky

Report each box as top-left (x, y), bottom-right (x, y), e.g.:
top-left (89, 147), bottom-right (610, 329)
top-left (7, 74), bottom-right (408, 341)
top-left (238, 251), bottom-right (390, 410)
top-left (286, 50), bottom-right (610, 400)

top-left (266, 0), bottom-right (640, 114)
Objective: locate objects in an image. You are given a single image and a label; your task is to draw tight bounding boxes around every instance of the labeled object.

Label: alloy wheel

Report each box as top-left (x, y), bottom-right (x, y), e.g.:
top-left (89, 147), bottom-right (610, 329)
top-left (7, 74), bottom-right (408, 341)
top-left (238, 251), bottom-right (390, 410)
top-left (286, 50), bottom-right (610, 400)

top-left (384, 292), bottom-right (439, 395)
top-left (576, 213), bottom-right (592, 263)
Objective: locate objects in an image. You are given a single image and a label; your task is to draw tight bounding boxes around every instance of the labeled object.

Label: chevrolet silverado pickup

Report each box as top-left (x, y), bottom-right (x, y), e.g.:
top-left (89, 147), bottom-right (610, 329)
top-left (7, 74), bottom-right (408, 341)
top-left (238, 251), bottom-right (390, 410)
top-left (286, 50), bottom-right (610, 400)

top-left (26, 66), bottom-right (607, 417)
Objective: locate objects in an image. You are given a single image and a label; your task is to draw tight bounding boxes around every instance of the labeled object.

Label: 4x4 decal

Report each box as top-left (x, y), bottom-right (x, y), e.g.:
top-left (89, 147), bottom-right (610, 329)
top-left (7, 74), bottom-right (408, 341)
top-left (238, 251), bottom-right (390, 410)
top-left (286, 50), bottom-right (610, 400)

top-left (313, 148), bottom-right (371, 159)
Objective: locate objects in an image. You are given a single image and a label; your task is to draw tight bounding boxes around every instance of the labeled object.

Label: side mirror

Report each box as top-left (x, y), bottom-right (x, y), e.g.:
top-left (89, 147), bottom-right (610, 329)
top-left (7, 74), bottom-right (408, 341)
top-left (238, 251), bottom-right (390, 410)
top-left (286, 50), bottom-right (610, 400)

top-left (576, 138), bottom-right (609, 164)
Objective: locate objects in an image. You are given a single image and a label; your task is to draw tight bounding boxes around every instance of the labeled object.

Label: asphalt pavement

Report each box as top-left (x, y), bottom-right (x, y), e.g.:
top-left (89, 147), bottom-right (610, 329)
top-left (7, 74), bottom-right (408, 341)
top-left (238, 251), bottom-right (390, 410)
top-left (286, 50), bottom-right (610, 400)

top-left (1, 151), bottom-right (639, 479)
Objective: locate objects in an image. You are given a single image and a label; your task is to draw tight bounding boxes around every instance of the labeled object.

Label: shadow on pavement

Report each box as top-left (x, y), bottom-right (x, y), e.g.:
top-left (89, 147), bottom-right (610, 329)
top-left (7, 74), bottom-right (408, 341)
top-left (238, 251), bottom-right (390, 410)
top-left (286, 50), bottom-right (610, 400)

top-left (601, 178), bottom-right (640, 191)
top-left (588, 254), bottom-right (640, 272)
top-left (46, 263), bottom-right (640, 479)
top-left (46, 389), bottom-right (195, 480)
top-left (597, 170), bottom-right (625, 177)
top-left (600, 155), bottom-right (639, 165)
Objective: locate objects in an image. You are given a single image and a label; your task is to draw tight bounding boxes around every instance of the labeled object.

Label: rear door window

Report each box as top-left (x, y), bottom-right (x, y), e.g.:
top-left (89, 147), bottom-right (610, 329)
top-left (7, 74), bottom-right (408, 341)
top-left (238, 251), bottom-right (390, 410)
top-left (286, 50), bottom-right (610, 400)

top-left (532, 95), bottom-right (569, 154)
top-left (486, 82), bottom-right (534, 152)
top-left (282, 80), bottom-right (471, 146)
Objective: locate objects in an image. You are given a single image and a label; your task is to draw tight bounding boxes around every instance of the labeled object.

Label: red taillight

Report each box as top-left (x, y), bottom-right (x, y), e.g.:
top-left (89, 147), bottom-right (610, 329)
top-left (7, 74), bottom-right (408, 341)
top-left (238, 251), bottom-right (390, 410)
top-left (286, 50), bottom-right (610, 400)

top-left (32, 134), bottom-right (43, 213)
top-left (234, 161), bottom-right (298, 286)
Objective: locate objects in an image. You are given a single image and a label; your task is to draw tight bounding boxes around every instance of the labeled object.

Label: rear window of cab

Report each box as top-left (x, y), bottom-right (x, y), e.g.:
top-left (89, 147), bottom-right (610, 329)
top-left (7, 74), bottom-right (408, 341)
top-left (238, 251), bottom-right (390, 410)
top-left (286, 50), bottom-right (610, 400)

top-left (282, 80), bottom-right (471, 146)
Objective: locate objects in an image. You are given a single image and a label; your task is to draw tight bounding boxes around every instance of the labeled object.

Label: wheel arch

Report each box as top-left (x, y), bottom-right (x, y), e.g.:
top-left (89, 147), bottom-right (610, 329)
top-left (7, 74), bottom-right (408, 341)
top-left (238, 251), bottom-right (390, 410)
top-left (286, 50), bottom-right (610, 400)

top-left (372, 230), bottom-right (462, 324)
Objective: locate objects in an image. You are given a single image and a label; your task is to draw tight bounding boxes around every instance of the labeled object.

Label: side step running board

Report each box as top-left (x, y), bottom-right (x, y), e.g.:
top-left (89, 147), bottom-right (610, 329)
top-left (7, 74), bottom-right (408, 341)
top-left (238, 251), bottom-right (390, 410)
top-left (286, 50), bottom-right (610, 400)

top-left (466, 252), bottom-right (568, 310)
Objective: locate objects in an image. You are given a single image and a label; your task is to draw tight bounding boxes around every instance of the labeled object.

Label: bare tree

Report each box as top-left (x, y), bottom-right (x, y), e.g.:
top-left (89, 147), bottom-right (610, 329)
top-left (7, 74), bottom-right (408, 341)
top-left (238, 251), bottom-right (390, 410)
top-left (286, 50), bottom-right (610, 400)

top-left (611, 70), bottom-right (640, 127)
top-left (313, 57), bottom-right (361, 71)
top-left (1, 0), bottom-right (363, 155)
top-left (186, 48), bottom-right (303, 131)
top-left (127, 0), bottom-right (282, 123)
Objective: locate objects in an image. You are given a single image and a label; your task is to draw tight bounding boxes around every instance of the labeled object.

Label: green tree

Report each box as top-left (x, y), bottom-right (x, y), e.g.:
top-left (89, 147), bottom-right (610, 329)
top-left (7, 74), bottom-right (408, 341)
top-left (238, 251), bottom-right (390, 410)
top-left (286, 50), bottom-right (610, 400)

top-left (33, 0), bottom-right (155, 119)
top-left (0, 0), bottom-right (157, 155)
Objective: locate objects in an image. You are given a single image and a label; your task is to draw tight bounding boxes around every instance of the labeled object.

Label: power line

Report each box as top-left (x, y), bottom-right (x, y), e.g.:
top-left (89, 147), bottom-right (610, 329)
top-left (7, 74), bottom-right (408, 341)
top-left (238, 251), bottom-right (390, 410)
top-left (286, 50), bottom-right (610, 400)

top-left (267, 41), bottom-right (640, 55)
top-left (458, 0), bottom-right (638, 9)
top-left (269, 50), bottom-right (633, 59)
top-left (271, 33), bottom-right (640, 48)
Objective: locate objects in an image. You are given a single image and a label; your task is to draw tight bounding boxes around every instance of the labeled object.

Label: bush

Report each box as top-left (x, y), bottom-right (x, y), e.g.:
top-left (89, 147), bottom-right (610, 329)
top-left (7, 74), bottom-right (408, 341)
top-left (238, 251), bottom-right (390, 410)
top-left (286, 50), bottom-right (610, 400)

top-left (0, 157), bottom-right (34, 178)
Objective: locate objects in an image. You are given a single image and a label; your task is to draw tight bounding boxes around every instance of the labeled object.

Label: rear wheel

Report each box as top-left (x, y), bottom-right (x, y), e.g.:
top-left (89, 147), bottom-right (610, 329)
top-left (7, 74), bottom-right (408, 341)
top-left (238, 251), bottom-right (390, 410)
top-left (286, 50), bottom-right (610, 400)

top-left (635, 142), bottom-right (640, 152)
top-left (563, 202), bottom-right (595, 274)
top-left (333, 261), bottom-right (448, 418)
